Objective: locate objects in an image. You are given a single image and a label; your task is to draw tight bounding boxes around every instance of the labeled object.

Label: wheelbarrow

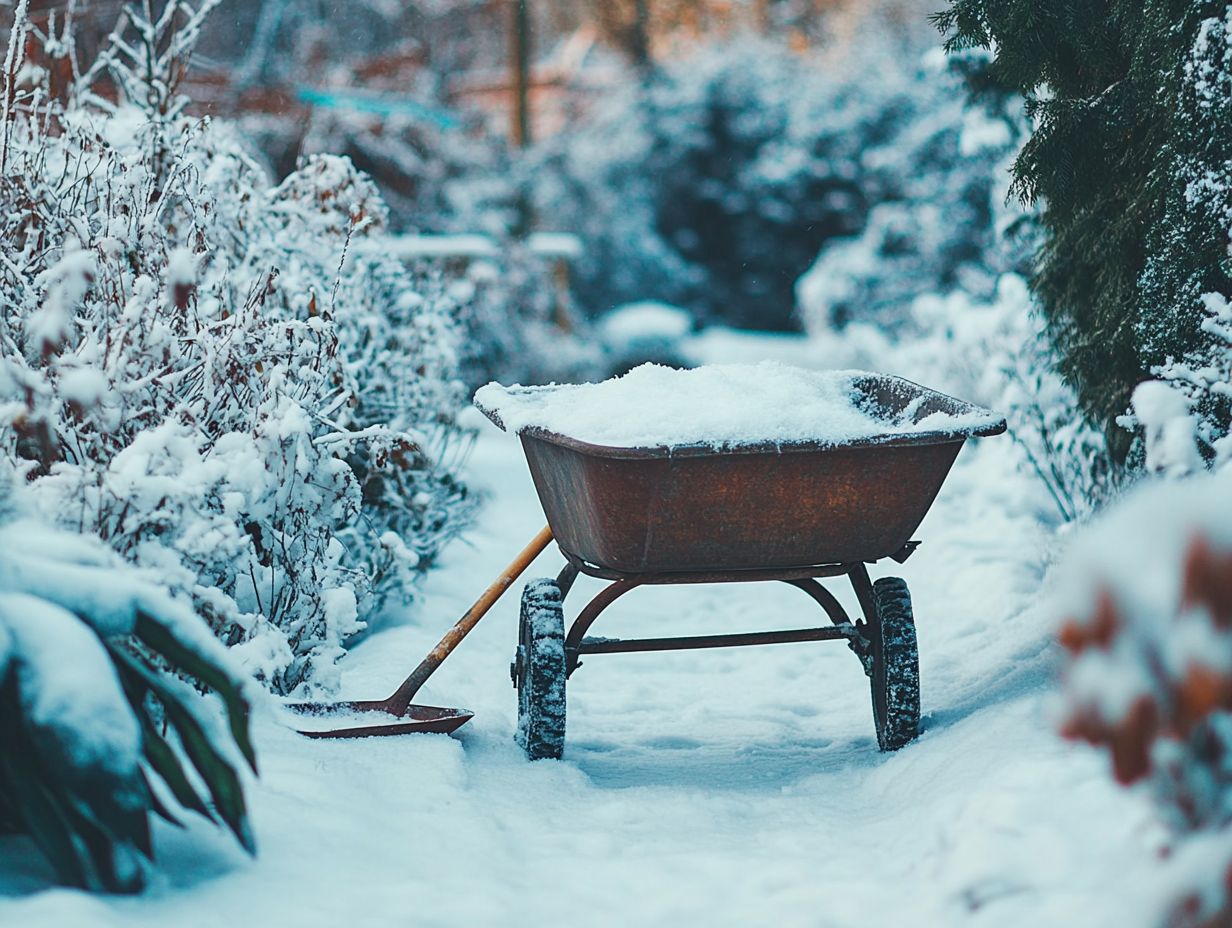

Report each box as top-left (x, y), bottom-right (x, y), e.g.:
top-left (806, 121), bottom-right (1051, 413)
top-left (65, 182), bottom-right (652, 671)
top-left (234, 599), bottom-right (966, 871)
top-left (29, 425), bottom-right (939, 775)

top-left (476, 372), bottom-right (1006, 759)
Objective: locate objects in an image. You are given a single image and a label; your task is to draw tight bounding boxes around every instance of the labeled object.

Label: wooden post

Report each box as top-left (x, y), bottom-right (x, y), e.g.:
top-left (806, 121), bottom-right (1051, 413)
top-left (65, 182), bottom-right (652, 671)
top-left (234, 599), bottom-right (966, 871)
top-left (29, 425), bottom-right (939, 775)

top-left (510, 0), bottom-right (531, 149)
top-left (552, 259), bottom-right (574, 333)
top-left (509, 0), bottom-right (533, 238)
top-left (630, 0), bottom-right (651, 73)
top-left (754, 0), bottom-right (772, 33)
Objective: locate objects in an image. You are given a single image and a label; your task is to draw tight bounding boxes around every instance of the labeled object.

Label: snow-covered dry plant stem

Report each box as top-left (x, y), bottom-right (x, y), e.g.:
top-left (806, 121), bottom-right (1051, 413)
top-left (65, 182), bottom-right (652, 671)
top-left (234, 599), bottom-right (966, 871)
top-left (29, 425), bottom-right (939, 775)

top-left (0, 0), bottom-right (30, 174)
top-left (0, 2), bottom-right (472, 695)
top-left (937, 279), bottom-right (1118, 524)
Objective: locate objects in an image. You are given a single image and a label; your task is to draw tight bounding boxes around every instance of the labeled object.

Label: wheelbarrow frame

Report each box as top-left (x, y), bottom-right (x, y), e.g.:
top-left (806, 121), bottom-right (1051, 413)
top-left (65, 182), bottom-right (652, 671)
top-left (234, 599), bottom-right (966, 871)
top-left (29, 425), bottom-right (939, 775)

top-left (486, 372), bottom-right (1006, 757)
top-left (545, 551), bottom-right (908, 680)
top-left (509, 546), bottom-right (921, 757)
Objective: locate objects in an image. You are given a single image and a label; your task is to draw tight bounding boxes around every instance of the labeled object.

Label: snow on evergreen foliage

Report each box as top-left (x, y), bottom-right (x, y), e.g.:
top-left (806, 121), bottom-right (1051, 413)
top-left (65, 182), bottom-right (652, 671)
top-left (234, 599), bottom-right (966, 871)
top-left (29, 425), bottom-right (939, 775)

top-left (1129, 382), bottom-right (1207, 479)
top-left (1145, 9), bottom-right (1232, 470)
top-left (1140, 9), bottom-right (1232, 457)
top-left (1154, 292), bottom-right (1232, 469)
top-left (935, 1), bottom-right (1232, 455)
top-left (0, 3), bottom-right (472, 696)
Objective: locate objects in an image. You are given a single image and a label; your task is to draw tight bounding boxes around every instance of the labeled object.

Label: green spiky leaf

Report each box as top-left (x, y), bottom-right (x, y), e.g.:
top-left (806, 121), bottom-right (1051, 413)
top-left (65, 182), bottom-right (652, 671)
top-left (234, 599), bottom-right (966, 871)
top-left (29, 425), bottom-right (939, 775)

top-left (132, 611), bottom-right (257, 774)
top-left (112, 650), bottom-right (256, 855)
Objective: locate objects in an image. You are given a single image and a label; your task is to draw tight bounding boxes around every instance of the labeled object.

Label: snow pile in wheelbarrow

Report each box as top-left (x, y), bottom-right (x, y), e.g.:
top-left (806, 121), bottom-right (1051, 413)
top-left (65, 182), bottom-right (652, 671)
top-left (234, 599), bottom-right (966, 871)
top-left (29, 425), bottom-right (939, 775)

top-left (474, 361), bottom-right (1003, 450)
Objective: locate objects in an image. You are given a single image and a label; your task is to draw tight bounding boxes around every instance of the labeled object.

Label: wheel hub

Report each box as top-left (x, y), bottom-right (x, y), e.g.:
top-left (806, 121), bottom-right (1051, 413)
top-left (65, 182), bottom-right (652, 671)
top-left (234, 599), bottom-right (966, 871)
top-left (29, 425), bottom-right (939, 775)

top-left (510, 645), bottom-right (525, 689)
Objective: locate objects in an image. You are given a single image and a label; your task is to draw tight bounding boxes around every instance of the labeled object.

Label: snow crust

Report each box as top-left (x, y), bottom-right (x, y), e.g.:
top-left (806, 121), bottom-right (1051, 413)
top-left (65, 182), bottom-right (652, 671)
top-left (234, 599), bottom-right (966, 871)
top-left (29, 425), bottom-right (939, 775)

top-left (476, 362), bottom-right (1001, 450)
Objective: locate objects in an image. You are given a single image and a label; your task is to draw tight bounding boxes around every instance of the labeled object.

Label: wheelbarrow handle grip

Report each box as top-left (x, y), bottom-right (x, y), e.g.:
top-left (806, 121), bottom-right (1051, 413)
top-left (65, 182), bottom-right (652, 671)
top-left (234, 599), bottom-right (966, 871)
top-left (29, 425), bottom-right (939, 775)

top-left (386, 524), bottom-right (555, 714)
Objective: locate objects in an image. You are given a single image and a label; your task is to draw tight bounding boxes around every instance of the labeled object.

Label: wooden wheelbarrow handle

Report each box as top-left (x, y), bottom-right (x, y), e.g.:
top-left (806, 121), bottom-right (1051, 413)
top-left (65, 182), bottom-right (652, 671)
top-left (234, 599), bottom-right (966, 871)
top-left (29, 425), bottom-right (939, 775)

top-left (385, 524), bottom-right (554, 715)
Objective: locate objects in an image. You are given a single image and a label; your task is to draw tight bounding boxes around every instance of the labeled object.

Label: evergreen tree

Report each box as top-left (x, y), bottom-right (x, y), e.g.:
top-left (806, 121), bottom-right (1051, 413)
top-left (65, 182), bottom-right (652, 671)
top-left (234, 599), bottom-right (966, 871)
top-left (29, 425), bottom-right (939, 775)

top-left (934, 1), bottom-right (1232, 456)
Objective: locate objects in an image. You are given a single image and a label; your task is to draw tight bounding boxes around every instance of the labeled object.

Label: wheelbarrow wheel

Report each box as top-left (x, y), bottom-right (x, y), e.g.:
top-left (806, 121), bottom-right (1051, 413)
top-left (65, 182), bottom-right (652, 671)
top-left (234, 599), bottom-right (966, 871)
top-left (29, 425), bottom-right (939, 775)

top-left (514, 578), bottom-right (567, 760)
top-left (870, 577), bottom-right (920, 752)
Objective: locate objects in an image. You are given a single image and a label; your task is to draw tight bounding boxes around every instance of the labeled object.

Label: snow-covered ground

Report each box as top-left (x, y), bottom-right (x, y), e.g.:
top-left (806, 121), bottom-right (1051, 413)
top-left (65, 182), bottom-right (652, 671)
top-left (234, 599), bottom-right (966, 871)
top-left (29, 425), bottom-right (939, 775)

top-left (0, 334), bottom-right (1164, 927)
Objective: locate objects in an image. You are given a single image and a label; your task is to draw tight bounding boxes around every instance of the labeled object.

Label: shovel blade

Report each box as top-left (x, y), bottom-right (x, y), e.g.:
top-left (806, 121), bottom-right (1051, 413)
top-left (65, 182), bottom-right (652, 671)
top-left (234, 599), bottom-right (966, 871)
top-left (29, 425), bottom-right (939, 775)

top-left (286, 702), bottom-right (474, 739)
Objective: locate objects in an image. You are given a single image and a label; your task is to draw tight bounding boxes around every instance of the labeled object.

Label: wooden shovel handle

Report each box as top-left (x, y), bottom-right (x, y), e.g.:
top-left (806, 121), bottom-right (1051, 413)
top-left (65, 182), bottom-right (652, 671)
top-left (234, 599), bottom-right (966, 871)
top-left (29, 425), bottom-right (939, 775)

top-left (386, 525), bottom-right (555, 714)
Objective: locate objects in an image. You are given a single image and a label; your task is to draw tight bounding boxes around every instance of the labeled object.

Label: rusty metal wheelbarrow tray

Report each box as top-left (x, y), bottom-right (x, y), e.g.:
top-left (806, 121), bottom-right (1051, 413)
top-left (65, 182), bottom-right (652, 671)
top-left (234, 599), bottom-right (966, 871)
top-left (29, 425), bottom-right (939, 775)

top-left (477, 372), bottom-right (1006, 574)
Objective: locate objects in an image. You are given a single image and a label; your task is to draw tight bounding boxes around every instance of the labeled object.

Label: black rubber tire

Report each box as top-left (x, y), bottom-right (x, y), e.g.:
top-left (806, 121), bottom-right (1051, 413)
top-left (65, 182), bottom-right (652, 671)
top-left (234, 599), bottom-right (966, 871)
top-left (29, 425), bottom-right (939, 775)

top-left (514, 579), bottom-right (567, 761)
top-left (870, 576), bottom-right (921, 752)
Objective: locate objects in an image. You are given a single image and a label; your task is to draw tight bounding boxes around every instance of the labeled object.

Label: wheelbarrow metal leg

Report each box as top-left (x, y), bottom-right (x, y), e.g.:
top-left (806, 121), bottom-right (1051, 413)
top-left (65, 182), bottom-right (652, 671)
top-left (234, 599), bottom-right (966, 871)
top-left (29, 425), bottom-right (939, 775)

top-left (781, 578), bottom-right (851, 627)
top-left (847, 563), bottom-right (877, 628)
top-left (564, 578), bottom-right (643, 676)
top-left (555, 561), bottom-right (580, 599)
top-left (845, 564), bottom-right (877, 675)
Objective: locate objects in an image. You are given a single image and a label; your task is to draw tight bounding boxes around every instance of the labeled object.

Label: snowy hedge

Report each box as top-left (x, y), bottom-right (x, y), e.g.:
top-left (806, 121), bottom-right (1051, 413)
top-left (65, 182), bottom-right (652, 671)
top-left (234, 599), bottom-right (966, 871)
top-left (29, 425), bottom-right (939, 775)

top-left (0, 2), bottom-right (472, 695)
top-left (0, 467), bottom-right (256, 893)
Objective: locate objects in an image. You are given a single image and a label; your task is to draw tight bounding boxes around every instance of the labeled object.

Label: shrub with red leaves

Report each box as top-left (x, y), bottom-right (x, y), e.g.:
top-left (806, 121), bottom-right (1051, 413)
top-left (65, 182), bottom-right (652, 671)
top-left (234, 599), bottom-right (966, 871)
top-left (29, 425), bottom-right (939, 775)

top-left (1058, 475), bottom-right (1232, 927)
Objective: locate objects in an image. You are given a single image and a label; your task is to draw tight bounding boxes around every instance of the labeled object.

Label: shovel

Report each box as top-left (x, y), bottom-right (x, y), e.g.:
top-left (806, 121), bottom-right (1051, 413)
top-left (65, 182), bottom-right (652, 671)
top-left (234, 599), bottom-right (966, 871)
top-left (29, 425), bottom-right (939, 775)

top-left (287, 525), bottom-right (554, 738)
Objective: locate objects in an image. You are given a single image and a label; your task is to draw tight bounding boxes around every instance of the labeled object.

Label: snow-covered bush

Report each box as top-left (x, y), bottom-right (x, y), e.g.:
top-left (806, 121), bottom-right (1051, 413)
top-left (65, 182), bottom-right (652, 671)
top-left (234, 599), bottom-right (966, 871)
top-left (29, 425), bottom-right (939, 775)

top-left (456, 246), bottom-right (600, 389)
top-left (230, 24), bottom-right (592, 390)
top-left (1152, 291), bottom-right (1232, 470)
top-left (1055, 471), bottom-right (1232, 927)
top-left (286, 95), bottom-right (597, 388)
top-left (535, 24), bottom-right (1020, 332)
top-left (533, 36), bottom-right (861, 329)
top-left (0, 2), bottom-right (471, 694)
top-left (795, 45), bottom-right (1025, 334)
top-left (294, 96), bottom-right (517, 239)
top-left (0, 466), bottom-right (255, 894)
